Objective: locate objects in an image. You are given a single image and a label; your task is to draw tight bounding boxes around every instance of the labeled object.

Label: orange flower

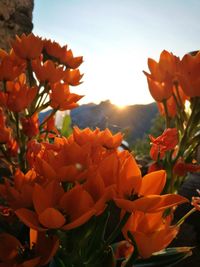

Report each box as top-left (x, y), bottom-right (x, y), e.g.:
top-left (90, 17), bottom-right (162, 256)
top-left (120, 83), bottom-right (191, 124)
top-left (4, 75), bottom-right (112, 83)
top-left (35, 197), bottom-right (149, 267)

top-left (157, 96), bottom-right (177, 118)
top-left (114, 154), bottom-right (187, 213)
top-left (114, 241), bottom-right (134, 259)
top-left (143, 50), bottom-right (180, 102)
top-left (0, 230), bottom-right (59, 267)
top-left (157, 85), bottom-right (189, 118)
top-left (1, 74), bottom-right (38, 112)
top-left (6, 138), bottom-right (19, 157)
top-left (26, 130), bottom-right (120, 186)
top-left (15, 182), bottom-right (95, 231)
top-left (21, 113), bottom-right (39, 138)
top-left (32, 59), bottom-right (64, 83)
top-left (123, 211), bottom-right (178, 258)
top-left (11, 33), bottom-right (43, 60)
top-left (61, 49), bottom-right (83, 69)
top-left (0, 49), bottom-right (26, 81)
top-left (26, 139), bottom-right (45, 167)
top-left (43, 39), bottom-right (83, 69)
top-left (149, 128), bottom-right (178, 161)
top-left (50, 82), bottom-right (83, 110)
top-left (41, 115), bottom-right (59, 137)
top-left (26, 127), bottom-right (123, 183)
top-left (0, 169), bottom-right (37, 209)
top-left (97, 151), bottom-right (124, 186)
top-left (63, 69), bottom-right (83, 85)
top-left (43, 39), bottom-right (65, 59)
top-left (0, 55), bottom-right (24, 81)
top-left (83, 168), bottom-right (117, 214)
top-left (32, 141), bottom-right (89, 183)
top-left (178, 52), bottom-right (200, 97)
top-left (72, 126), bottom-right (123, 149)
top-left (145, 77), bottom-right (173, 102)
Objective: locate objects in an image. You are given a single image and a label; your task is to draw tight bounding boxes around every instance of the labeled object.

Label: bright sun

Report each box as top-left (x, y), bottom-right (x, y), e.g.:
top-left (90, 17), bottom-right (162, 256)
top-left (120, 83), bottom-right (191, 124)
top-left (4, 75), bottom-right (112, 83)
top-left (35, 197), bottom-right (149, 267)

top-left (115, 103), bottom-right (126, 109)
top-left (111, 97), bottom-right (128, 109)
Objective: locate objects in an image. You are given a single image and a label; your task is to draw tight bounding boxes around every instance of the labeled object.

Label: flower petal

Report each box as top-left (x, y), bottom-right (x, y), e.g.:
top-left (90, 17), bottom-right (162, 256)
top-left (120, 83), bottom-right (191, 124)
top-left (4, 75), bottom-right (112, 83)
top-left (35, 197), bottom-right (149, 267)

top-left (140, 170), bottom-right (166, 195)
top-left (15, 208), bottom-right (46, 231)
top-left (62, 209), bottom-right (95, 230)
top-left (32, 184), bottom-right (50, 214)
top-left (38, 207), bottom-right (65, 229)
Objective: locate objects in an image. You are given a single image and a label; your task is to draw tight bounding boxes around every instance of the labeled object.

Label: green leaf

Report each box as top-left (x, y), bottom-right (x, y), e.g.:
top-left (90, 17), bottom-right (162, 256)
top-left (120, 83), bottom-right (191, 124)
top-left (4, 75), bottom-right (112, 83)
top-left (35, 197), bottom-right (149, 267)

top-left (61, 114), bottom-right (72, 137)
top-left (132, 247), bottom-right (193, 267)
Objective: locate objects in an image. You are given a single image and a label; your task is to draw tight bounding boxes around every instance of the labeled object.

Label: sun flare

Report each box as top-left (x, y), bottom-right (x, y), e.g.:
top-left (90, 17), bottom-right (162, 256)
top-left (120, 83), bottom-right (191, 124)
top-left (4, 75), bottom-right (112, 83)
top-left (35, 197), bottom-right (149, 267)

top-left (115, 103), bottom-right (127, 109)
top-left (110, 96), bottom-right (129, 109)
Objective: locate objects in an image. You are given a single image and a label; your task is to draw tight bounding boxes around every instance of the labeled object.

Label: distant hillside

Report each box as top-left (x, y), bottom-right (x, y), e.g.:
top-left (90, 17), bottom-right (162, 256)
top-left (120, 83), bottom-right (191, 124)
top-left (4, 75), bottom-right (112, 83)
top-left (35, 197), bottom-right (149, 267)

top-left (70, 100), bottom-right (158, 146)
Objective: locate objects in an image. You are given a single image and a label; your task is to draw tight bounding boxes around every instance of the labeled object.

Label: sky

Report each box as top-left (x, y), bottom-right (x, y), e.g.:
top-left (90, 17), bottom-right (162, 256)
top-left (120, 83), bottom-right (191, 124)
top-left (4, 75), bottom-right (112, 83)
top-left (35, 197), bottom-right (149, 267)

top-left (33, 0), bottom-right (200, 107)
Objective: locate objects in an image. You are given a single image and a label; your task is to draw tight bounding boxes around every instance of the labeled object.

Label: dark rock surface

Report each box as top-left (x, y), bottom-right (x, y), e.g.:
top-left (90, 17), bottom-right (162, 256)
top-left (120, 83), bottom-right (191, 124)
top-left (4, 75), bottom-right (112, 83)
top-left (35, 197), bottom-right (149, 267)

top-left (0, 0), bottom-right (34, 51)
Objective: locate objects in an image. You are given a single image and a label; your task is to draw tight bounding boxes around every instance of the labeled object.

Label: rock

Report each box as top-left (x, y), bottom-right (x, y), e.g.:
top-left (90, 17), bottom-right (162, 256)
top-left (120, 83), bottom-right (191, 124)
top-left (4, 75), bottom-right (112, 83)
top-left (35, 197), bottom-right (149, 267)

top-left (172, 172), bottom-right (200, 266)
top-left (0, 0), bottom-right (34, 51)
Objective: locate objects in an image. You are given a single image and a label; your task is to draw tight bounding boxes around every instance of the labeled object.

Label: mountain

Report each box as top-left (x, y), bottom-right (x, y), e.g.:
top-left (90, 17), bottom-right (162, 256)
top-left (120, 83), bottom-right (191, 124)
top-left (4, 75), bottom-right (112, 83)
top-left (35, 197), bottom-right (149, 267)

top-left (70, 100), bottom-right (158, 146)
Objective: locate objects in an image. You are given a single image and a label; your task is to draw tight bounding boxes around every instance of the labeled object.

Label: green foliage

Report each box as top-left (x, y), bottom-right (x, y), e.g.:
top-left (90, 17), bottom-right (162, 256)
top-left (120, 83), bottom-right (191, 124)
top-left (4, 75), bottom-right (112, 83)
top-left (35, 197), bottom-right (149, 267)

top-left (133, 247), bottom-right (192, 267)
top-left (149, 114), bottom-right (166, 137)
top-left (61, 114), bottom-right (73, 137)
top-left (132, 114), bottom-right (165, 157)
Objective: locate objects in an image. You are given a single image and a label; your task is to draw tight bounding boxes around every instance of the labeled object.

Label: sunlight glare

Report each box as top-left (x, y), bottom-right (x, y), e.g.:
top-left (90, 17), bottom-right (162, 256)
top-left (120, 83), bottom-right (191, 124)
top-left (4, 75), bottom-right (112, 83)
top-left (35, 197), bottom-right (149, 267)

top-left (114, 102), bottom-right (127, 109)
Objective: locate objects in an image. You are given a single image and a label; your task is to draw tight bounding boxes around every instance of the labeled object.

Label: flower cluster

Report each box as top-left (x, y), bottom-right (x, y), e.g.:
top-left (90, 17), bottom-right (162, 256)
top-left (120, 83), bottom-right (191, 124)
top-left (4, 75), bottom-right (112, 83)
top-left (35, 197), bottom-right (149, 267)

top-left (0, 33), bottom-right (83, 172)
top-left (144, 50), bottom-right (200, 193)
top-left (0, 34), bottom-right (194, 267)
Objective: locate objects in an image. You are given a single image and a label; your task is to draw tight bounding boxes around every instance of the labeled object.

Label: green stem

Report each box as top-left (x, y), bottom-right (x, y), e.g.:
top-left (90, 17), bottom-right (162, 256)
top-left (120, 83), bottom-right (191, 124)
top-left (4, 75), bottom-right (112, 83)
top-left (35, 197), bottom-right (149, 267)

top-left (105, 212), bottom-right (131, 246)
top-left (173, 99), bottom-right (198, 163)
top-left (14, 112), bottom-right (20, 141)
top-left (14, 112), bottom-right (27, 171)
top-left (3, 80), bottom-right (6, 92)
top-left (174, 83), bottom-right (187, 121)
top-left (86, 211), bottom-right (131, 266)
top-left (185, 97), bottom-right (198, 136)
top-left (123, 231), bottom-right (139, 267)
top-left (0, 145), bottom-right (16, 168)
top-left (162, 99), bottom-right (170, 128)
top-left (39, 108), bottom-right (58, 129)
top-left (27, 60), bottom-right (36, 87)
top-left (176, 207), bottom-right (196, 227)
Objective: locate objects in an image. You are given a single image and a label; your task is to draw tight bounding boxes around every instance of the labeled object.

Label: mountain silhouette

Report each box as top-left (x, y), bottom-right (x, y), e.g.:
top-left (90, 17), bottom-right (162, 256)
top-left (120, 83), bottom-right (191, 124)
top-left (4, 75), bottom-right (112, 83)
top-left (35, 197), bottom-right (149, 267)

top-left (70, 100), bottom-right (158, 146)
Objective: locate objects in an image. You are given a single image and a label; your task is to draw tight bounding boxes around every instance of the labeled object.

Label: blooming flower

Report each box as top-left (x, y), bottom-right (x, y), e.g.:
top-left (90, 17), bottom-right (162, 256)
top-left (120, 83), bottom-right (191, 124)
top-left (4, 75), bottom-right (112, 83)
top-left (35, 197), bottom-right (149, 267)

top-left (0, 74), bottom-right (38, 112)
top-left (0, 169), bottom-right (37, 209)
top-left (143, 50), bottom-right (180, 102)
top-left (149, 128), bottom-right (178, 161)
top-left (21, 113), bottom-right (39, 138)
top-left (0, 55), bottom-right (24, 81)
top-left (63, 69), bottom-right (83, 86)
top-left (11, 33), bottom-right (43, 60)
top-left (50, 82), bottom-right (83, 111)
top-left (32, 59), bottom-right (64, 83)
top-left (157, 85), bottom-right (188, 118)
top-left (114, 154), bottom-right (187, 213)
top-left (43, 39), bottom-right (83, 68)
top-left (123, 211), bottom-right (178, 258)
top-left (178, 52), bottom-right (200, 97)
top-left (0, 230), bottom-right (59, 267)
top-left (15, 181), bottom-right (96, 231)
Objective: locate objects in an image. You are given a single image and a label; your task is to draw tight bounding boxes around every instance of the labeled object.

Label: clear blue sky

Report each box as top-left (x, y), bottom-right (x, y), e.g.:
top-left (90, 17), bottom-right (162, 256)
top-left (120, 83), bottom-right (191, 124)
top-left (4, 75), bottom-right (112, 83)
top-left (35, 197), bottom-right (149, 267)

top-left (33, 0), bottom-right (200, 106)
